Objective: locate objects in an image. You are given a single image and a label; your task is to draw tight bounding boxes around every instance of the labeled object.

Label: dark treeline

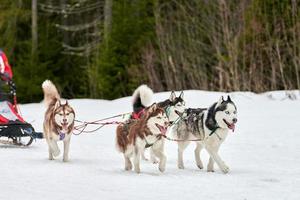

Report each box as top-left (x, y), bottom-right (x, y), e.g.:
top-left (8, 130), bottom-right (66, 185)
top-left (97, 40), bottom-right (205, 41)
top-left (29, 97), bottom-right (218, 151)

top-left (0, 0), bottom-right (299, 102)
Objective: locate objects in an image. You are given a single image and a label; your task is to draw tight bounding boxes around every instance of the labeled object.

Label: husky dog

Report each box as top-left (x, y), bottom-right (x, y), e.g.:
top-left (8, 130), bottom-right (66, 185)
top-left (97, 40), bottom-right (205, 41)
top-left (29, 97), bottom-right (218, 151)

top-left (172, 96), bottom-right (237, 174)
top-left (42, 80), bottom-right (75, 162)
top-left (132, 85), bottom-right (185, 122)
top-left (116, 103), bottom-right (169, 173)
top-left (131, 85), bottom-right (186, 162)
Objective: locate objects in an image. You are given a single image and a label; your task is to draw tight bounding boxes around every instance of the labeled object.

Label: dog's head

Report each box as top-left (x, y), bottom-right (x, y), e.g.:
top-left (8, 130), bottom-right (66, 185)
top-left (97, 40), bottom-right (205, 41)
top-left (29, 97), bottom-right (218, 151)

top-left (53, 100), bottom-right (75, 131)
top-left (214, 96), bottom-right (237, 131)
top-left (145, 103), bottom-right (169, 135)
top-left (165, 91), bottom-right (186, 122)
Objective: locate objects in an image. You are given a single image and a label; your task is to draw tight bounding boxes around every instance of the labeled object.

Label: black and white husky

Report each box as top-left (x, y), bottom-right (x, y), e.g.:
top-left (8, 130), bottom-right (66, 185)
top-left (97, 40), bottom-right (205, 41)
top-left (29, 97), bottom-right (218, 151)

top-left (172, 96), bottom-right (237, 173)
top-left (131, 85), bottom-right (186, 162)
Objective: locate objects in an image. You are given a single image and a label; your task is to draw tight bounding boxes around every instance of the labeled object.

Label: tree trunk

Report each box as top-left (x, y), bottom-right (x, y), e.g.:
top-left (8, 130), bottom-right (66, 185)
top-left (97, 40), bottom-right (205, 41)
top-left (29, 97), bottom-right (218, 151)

top-left (104, 0), bottom-right (112, 43)
top-left (31, 0), bottom-right (38, 59)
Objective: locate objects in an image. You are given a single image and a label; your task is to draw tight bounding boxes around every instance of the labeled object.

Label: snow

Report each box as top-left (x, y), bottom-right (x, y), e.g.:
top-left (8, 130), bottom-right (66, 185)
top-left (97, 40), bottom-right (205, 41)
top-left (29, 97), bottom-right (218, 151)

top-left (1, 90), bottom-right (300, 200)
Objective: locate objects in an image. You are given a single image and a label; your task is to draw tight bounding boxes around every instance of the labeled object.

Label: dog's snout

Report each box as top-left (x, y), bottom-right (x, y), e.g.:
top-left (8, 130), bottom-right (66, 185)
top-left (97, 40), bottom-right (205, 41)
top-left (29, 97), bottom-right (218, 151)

top-left (232, 118), bottom-right (237, 123)
top-left (63, 118), bottom-right (67, 122)
top-left (164, 122), bottom-right (169, 126)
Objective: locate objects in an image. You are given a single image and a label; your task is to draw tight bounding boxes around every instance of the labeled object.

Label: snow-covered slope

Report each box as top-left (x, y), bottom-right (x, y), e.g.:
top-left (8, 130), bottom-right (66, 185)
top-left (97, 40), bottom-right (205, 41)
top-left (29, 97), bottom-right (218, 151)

top-left (1, 90), bottom-right (300, 200)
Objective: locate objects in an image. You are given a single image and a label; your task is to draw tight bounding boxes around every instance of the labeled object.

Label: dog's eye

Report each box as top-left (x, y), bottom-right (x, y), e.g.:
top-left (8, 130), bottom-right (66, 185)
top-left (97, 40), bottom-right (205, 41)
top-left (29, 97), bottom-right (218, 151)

top-left (177, 104), bottom-right (181, 107)
top-left (59, 114), bottom-right (63, 116)
top-left (157, 117), bottom-right (162, 119)
top-left (225, 111), bottom-right (230, 114)
top-left (233, 111), bottom-right (237, 114)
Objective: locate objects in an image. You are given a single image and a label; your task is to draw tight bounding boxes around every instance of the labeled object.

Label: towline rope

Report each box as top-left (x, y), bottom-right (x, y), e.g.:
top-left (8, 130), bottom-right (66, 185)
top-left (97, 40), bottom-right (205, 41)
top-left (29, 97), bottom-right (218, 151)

top-left (73, 112), bottom-right (131, 135)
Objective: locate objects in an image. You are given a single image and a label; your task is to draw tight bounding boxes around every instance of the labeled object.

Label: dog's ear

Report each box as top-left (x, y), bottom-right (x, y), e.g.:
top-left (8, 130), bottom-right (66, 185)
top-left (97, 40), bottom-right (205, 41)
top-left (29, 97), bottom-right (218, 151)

top-left (169, 91), bottom-right (176, 102)
top-left (216, 96), bottom-right (224, 107)
top-left (179, 91), bottom-right (184, 99)
top-left (227, 95), bottom-right (232, 102)
top-left (149, 103), bottom-right (157, 113)
top-left (54, 100), bottom-right (60, 110)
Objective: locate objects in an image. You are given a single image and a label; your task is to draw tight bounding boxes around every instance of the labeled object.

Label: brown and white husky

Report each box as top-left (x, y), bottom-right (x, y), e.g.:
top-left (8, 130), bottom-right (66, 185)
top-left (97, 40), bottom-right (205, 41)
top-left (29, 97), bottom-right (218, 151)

top-left (116, 103), bottom-right (169, 173)
top-left (42, 80), bottom-right (75, 162)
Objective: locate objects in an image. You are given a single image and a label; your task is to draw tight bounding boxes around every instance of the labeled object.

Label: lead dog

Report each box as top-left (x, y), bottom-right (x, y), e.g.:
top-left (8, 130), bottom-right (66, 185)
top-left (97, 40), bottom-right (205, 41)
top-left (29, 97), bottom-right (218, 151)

top-left (172, 96), bottom-right (237, 173)
top-left (116, 103), bottom-right (169, 173)
top-left (42, 80), bottom-right (75, 162)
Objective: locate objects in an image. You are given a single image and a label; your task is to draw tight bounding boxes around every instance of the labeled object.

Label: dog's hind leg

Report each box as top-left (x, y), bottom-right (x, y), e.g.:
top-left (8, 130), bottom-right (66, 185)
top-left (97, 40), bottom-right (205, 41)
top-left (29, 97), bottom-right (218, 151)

top-left (177, 141), bottom-right (190, 169)
top-left (194, 142), bottom-right (204, 169)
top-left (124, 154), bottom-right (132, 171)
top-left (63, 138), bottom-right (71, 162)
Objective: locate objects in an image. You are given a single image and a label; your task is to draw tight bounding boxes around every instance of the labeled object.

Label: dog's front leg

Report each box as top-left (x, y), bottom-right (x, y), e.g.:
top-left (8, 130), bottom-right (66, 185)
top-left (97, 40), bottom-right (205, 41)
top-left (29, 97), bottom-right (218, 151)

top-left (49, 139), bottom-right (60, 157)
top-left (141, 150), bottom-right (148, 161)
top-left (150, 148), bottom-right (158, 164)
top-left (48, 143), bottom-right (54, 160)
top-left (153, 140), bottom-right (166, 172)
top-left (63, 138), bottom-right (71, 162)
top-left (206, 145), bottom-right (229, 174)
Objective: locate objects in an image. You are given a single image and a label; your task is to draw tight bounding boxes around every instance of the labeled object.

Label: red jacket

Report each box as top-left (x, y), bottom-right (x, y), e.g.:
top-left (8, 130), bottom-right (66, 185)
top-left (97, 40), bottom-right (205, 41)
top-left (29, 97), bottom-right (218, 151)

top-left (0, 51), bottom-right (13, 80)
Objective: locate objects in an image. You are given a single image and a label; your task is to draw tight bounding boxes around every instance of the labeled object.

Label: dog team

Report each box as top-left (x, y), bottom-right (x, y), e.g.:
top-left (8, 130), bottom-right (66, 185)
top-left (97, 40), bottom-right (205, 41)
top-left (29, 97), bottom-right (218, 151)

top-left (42, 80), bottom-right (238, 174)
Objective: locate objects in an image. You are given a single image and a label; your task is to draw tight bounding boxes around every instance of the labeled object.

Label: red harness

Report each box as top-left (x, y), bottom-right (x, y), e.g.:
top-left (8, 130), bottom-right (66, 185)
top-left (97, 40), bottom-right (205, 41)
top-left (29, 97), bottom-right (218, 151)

top-left (131, 109), bottom-right (145, 119)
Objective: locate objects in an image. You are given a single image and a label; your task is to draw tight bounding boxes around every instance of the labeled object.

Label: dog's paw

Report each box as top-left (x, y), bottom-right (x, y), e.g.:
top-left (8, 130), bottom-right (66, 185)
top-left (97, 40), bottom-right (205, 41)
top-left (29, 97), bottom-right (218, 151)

top-left (134, 167), bottom-right (141, 174)
top-left (197, 164), bottom-right (204, 170)
top-left (52, 149), bottom-right (60, 157)
top-left (221, 165), bottom-right (230, 174)
top-left (63, 158), bottom-right (69, 162)
top-left (151, 158), bottom-right (158, 164)
top-left (141, 155), bottom-right (148, 161)
top-left (207, 169), bottom-right (215, 172)
top-left (159, 166), bottom-right (166, 173)
top-left (125, 164), bottom-right (132, 171)
top-left (178, 164), bottom-right (185, 169)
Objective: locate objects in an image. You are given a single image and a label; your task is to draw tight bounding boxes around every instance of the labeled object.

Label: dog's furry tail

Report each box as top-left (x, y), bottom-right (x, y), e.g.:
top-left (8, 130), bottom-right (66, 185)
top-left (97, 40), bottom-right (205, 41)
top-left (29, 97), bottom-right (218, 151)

top-left (42, 80), bottom-right (60, 107)
top-left (132, 85), bottom-right (153, 112)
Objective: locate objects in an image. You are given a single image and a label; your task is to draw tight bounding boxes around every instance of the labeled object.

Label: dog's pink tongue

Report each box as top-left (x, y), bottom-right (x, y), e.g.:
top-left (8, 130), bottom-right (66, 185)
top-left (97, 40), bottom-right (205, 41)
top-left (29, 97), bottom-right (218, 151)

top-left (160, 127), bottom-right (167, 135)
top-left (228, 123), bottom-right (235, 132)
top-left (62, 124), bottom-right (68, 131)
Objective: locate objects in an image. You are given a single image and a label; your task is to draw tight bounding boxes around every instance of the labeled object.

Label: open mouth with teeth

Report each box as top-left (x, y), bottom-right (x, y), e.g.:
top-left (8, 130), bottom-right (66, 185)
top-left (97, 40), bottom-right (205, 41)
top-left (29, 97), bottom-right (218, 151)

top-left (155, 123), bottom-right (168, 135)
top-left (61, 122), bottom-right (69, 130)
top-left (223, 119), bottom-right (235, 132)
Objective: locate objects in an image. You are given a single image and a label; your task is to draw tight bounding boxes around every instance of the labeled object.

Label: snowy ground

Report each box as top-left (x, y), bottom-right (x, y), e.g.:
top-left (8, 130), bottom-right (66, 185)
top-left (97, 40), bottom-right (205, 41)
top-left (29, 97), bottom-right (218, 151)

top-left (1, 90), bottom-right (300, 200)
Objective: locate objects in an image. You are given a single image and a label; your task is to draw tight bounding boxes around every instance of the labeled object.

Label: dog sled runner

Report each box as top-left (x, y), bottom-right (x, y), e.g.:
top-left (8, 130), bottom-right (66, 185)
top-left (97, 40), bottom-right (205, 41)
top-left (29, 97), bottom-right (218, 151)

top-left (0, 50), bottom-right (42, 146)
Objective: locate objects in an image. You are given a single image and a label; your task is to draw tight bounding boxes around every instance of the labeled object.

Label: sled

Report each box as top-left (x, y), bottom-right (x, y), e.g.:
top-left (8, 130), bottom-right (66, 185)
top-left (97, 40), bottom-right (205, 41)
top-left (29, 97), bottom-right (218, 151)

top-left (0, 50), bottom-right (42, 146)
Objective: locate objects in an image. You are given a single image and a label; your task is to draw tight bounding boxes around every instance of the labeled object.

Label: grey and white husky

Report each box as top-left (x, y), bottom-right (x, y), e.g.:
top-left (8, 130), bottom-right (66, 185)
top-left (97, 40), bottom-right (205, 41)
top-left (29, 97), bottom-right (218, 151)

top-left (172, 96), bottom-right (237, 173)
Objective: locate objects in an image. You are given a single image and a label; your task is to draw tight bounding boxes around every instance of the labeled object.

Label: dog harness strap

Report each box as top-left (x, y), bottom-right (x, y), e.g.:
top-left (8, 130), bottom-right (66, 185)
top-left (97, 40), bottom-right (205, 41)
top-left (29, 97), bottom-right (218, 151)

top-left (209, 127), bottom-right (222, 140)
top-left (165, 106), bottom-right (171, 119)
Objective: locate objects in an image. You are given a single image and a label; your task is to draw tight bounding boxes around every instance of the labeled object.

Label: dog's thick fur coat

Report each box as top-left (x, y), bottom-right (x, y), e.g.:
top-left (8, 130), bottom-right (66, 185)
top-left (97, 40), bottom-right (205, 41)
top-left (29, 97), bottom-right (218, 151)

top-left (42, 80), bottom-right (75, 162)
top-left (116, 104), bottom-right (169, 173)
top-left (172, 96), bottom-right (237, 173)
